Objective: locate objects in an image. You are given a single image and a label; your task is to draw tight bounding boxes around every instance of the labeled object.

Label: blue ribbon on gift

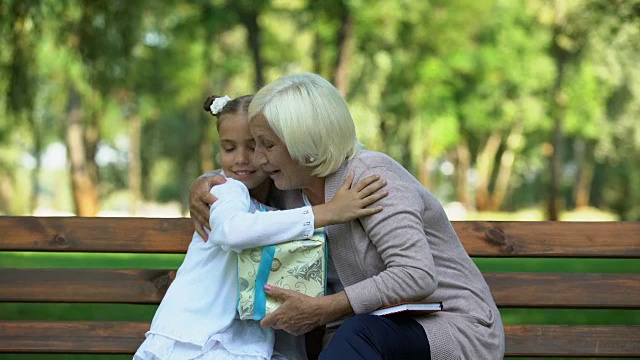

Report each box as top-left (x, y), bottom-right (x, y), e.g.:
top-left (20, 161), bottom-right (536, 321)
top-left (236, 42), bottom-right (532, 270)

top-left (252, 204), bottom-right (275, 320)
top-left (253, 245), bottom-right (276, 320)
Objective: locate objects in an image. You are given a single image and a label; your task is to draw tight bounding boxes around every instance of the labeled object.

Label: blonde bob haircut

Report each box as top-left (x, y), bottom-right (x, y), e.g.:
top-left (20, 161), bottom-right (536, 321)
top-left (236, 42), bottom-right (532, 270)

top-left (248, 73), bottom-right (359, 177)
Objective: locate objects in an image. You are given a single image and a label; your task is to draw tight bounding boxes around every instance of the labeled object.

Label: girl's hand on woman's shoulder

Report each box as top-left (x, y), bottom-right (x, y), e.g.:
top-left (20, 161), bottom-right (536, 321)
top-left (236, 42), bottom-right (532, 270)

top-left (317, 171), bottom-right (388, 225)
top-left (335, 172), bottom-right (389, 219)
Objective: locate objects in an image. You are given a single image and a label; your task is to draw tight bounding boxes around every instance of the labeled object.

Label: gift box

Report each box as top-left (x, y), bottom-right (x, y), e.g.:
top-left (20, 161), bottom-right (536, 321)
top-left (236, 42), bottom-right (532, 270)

top-left (237, 228), bottom-right (327, 320)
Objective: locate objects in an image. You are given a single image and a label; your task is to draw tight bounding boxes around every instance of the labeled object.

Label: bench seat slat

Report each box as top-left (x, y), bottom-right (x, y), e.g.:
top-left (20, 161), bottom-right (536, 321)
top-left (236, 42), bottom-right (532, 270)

top-left (505, 325), bottom-right (640, 357)
top-left (0, 268), bottom-right (174, 304)
top-left (484, 272), bottom-right (640, 308)
top-left (2, 269), bottom-right (639, 308)
top-left (0, 217), bottom-right (194, 254)
top-left (1, 217), bottom-right (639, 258)
top-left (1, 218), bottom-right (639, 357)
top-left (0, 321), bottom-right (146, 353)
top-left (455, 221), bottom-right (640, 258)
top-left (1, 321), bottom-right (638, 357)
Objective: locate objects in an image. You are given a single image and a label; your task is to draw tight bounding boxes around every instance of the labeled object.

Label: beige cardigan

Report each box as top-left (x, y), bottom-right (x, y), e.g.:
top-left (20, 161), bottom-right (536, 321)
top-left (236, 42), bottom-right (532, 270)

top-left (279, 150), bottom-right (505, 359)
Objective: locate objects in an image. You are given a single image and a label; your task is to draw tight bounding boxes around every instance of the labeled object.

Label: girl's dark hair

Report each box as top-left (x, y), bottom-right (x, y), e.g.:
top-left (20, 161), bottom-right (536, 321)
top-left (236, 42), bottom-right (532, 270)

top-left (203, 95), bottom-right (254, 131)
top-left (202, 95), bottom-right (254, 118)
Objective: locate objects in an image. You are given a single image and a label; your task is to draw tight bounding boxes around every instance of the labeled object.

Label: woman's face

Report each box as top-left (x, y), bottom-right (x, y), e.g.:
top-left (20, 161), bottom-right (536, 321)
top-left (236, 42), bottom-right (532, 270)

top-left (250, 114), bottom-right (313, 191)
top-left (218, 113), bottom-right (270, 190)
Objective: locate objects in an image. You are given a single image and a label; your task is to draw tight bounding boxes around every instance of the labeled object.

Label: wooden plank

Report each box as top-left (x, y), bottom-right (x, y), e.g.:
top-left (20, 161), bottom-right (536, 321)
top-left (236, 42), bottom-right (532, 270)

top-left (1, 218), bottom-right (640, 258)
top-left (0, 216), bottom-right (193, 253)
top-left (0, 269), bottom-right (175, 304)
top-left (2, 269), bottom-right (639, 309)
top-left (1, 321), bottom-right (639, 356)
top-left (0, 321), bottom-right (146, 353)
top-left (485, 272), bottom-right (640, 308)
top-left (454, 221), bottom-right (640, 258)
top-left (504, 325), bottom-right (640, 357)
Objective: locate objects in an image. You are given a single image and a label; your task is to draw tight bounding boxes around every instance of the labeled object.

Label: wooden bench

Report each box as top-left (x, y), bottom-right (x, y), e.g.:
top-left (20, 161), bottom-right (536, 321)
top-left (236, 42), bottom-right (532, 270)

top-left (1, 217), bottom-right (639, 358)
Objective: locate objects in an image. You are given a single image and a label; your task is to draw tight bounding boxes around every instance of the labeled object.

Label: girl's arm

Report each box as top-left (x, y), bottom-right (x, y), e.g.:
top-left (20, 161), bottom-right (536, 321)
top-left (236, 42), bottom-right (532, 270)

top-left (207, 178), bottom-right (313, 252)
top-left (310, 172), bottom-right (387, 228)
top-left (208, 174), bottom-right (387, 252)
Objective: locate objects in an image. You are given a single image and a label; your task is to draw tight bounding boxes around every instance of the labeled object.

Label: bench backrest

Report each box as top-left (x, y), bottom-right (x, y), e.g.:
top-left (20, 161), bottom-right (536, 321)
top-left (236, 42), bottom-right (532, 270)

top-left (1, 217), bottom-right (639, 357)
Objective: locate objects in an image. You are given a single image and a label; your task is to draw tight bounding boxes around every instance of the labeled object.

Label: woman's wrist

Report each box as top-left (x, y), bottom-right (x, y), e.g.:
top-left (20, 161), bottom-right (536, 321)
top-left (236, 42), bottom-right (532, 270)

top-left (318, 291), bottom-right (353, 324)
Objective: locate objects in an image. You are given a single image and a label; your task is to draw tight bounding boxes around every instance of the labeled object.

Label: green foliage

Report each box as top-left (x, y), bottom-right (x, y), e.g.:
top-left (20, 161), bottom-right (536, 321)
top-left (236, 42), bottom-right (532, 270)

top-left (0, 0), bottom-right (638, 218)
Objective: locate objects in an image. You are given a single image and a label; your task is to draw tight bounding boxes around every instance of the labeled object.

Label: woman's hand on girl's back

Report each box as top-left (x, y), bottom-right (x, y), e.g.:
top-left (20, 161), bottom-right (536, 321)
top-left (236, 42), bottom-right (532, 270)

top-left (189, 174), bottom-right (227, 240)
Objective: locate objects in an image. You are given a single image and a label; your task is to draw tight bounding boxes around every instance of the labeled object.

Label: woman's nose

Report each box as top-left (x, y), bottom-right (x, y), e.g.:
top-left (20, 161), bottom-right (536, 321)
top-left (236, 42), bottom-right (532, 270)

top-left (253, 148), bottom-right (267, 165)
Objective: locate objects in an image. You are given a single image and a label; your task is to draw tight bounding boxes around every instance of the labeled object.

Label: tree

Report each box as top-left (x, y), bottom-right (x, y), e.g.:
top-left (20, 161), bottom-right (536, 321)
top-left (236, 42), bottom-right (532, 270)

top-left (56, 0), bottom-right (147, 215)
top-left (3, 0), bottom-right (43, 213)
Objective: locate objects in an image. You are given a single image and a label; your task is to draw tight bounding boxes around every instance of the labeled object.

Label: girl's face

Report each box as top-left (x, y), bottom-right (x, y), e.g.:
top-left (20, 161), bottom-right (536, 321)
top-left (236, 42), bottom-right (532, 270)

top-left (218, 113), bottom-right (270, 191)
top-left (250, 114), bottom-right (314, 191)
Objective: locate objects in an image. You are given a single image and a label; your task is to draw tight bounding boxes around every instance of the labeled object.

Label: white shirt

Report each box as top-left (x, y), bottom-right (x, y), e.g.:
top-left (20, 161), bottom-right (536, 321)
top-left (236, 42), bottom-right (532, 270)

top-left (136, 178), bottom-right (314, 360)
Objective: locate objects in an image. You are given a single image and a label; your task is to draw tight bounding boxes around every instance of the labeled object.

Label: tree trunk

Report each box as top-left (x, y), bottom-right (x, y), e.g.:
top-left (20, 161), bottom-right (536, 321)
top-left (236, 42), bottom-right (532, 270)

top-left (241, 10), bottom-right (264, 90)
top-left (25, 109), bottom-right (42, 214)
top-left (0, 169), bottom-right (13, 215)
top-left (418, 156), bottom-right (435, 190)
top-left (66, 88), bottom-right (100, 216)
top-left (312, 33), bottom-right (323, 76)
top-left (178, 151), bottom-right (197, 216)
top-left (455, 141), bottom-right (471, 209)
top-left (7, 0), bottom-right (38, 213)
top-left (199, 9), bottom-right (216, 175)
top-left (29, 126), bottom-right (42, 214)
top-left (548, 101), bottom-right (565, 220)
top-left (547, 0), bottom-right (568, 221)
top-left (332, 1), bottom-right (354, 96)
top-left (490, 122), bottom-right (524, 211)
top-left (475, 132), bottom-right (502, 211)
top-left (199, 131), bottom-right (215, 174)
top-left (129, 112), bottom-right (142, 215)
top-left (574, 139), bottom-right (595, 208)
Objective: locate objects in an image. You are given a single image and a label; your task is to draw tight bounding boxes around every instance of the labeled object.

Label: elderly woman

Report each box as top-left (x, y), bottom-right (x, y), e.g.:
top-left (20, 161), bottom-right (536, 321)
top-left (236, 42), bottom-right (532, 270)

top-left (190, 73), bottom-right (504, 360)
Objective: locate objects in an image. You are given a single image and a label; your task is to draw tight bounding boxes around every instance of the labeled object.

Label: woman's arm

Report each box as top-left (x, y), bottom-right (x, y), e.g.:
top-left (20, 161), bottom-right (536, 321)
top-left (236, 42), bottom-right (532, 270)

top-left (341, 161), bottom-right (438, 315)
top-left (258, 161), bottom-right (437, 333)
top-left (189, 172), bottom-right (225, 240)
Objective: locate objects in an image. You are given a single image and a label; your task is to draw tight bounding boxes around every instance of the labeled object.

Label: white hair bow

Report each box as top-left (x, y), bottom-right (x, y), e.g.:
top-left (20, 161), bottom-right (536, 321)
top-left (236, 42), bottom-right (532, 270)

top-left (210, 95), bottom-right (231, 115)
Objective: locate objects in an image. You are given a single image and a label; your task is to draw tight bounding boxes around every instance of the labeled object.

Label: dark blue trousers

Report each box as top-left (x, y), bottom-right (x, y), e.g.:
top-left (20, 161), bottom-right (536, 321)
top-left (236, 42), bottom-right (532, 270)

top-left (319, 314), bottom-right (431, 360)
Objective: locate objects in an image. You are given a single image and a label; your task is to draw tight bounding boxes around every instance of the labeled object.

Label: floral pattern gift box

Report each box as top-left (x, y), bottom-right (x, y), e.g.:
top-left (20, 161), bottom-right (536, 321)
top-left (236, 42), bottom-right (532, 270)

top-left (237, 228), bottom-right (327, 321)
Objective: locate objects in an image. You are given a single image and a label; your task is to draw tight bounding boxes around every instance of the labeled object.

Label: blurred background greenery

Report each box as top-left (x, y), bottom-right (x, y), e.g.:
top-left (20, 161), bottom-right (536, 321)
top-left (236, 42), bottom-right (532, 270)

top-left (0, 0), bottom-right (639, 220)
top-left (1, 0), bottom-right (639, 359)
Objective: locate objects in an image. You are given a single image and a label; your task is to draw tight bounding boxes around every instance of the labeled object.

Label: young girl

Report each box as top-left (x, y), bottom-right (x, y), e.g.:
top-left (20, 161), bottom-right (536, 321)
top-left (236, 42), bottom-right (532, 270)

top-left (134, 95), bottom-right (387, 360)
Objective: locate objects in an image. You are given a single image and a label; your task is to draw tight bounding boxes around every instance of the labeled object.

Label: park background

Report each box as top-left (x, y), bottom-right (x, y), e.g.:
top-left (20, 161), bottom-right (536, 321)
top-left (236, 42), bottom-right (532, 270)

top-left (1, 0), bottom-right (639, 359)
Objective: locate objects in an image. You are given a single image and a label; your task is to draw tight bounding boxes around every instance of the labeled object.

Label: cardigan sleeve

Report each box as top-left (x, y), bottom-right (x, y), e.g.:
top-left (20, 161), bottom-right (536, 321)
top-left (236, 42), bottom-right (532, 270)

top-left (341, 159), bottom-right (438, 315)
top-left (207, 178), bottom-right (315, 252)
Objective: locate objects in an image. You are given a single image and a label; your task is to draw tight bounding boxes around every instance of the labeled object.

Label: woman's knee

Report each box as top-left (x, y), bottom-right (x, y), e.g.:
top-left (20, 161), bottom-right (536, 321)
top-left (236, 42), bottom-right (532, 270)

top-left (319, 315), bottom-right (383, 360)
top-left (329, 314), bottom-right (386, 345)
top-left (341, 314), bottom-right (378, 328)
top-left (321, 315), bottom-right (429, 360)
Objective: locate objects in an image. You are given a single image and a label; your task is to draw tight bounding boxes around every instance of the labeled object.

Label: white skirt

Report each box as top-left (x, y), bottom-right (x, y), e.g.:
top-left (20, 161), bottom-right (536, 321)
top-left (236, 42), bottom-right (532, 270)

top-left (134, 319), bottom-right (288, 360)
